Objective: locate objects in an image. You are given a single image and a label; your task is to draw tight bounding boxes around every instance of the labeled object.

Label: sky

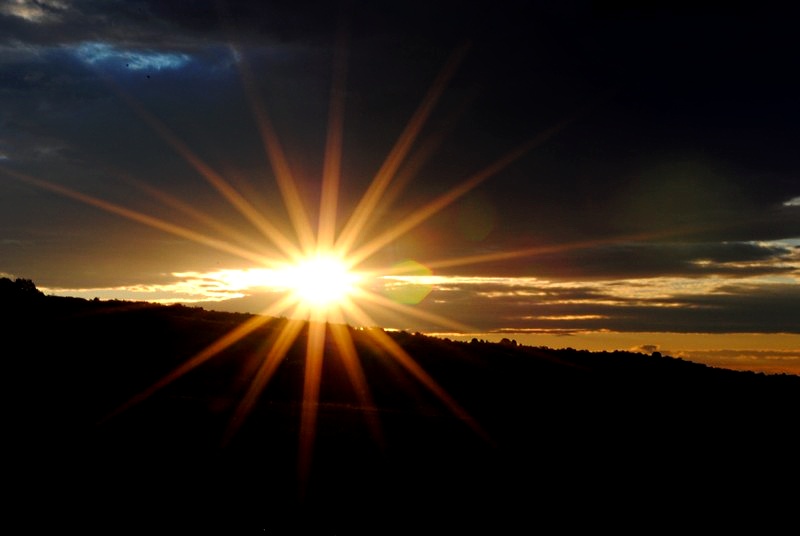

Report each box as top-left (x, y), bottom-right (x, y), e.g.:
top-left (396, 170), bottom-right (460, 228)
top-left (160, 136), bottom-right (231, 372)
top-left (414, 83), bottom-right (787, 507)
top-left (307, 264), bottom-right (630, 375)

top-left (1, 0), bottom-right (799, 374)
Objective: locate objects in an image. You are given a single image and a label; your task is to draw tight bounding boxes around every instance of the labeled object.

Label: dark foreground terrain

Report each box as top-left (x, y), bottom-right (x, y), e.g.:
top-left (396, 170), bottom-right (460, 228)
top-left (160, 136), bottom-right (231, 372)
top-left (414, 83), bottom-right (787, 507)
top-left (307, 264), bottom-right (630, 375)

top-left (3, 278), bottom-right (799, 533)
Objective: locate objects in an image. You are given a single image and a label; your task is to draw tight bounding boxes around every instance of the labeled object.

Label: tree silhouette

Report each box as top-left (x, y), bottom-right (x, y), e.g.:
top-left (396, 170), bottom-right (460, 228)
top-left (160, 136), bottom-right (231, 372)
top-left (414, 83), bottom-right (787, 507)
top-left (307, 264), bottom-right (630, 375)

top-left (0, 277), bottom-right (43, 304)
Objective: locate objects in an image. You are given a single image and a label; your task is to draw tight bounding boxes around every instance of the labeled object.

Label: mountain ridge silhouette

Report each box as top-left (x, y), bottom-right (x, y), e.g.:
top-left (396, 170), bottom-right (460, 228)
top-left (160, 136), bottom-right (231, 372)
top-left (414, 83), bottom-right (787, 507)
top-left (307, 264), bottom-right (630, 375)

top-left (2, 277), bottom-right (798, 532)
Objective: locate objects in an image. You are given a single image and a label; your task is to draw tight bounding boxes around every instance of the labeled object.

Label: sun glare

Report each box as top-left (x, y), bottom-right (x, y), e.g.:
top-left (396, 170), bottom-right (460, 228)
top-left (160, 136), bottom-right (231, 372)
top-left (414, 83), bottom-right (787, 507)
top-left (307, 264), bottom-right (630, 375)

top-left (276, 254), bottom-right (361, 312)
top-left (49, 33), bottom-right (502, 493)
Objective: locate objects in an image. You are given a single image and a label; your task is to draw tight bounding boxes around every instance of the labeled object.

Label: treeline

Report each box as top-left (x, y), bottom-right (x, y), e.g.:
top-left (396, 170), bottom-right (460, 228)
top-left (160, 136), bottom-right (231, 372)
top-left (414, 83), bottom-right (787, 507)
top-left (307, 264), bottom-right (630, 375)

top-left (0, 276), bottom-right (43, 300)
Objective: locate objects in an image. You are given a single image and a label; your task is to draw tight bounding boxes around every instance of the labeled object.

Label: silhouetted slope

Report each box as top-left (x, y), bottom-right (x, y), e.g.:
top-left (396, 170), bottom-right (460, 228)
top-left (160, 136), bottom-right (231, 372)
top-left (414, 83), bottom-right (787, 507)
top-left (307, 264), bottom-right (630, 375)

top-left (2, 278), bottom-right (799, 533)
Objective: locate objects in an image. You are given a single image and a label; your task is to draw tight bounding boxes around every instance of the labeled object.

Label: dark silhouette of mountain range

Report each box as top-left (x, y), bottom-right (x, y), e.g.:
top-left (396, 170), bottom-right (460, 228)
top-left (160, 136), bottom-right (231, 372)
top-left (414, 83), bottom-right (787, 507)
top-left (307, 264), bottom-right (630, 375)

top-left (2, 277), bottom-right (798, 533)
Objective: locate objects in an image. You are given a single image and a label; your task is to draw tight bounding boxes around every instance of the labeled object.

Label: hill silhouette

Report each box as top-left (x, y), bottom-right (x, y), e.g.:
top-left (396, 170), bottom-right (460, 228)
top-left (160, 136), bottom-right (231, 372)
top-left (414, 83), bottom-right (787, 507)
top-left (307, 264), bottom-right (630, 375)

top-left (3, 277), bottom-right (798, 533)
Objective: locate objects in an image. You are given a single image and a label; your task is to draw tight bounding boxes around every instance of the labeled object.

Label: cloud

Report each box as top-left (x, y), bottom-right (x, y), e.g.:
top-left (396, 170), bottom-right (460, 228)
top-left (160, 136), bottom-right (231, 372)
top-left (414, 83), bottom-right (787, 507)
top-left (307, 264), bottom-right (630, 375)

top-left (151, 266), bottom-right (800, 336)
top-left (1, 0), bottom-right (67, 23)
top-left (676, 348), bottom-right (800, 375)
top-left (631, 344), bottom-right (660, 354)
top-left (0, 40), bottom-right (46, 63)
top-left (40, 271), bottom-right (252, 304)
top-left (73, 42), bottom-right (191, 70)
top-left (429, 239), bottom-right (798, 280)
top-left (0, 133), bottom-right (71, 164)
top-left (378, 275), bottom-right (800, 334)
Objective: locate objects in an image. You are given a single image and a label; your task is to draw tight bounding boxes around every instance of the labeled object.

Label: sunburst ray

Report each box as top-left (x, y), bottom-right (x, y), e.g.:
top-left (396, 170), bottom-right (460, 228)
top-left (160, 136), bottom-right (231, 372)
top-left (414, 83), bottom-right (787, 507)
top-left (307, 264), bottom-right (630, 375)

top-left (0, 168), bottom-right (278, 268)
top-left (424, 225), bottom-right (717, 272)
top-left (342, 300), bottom-right (492, 444)
top-left (120, 172), bottom-right (275, 258)
top-left (353, 286), bottom-right (474, 333)
top-left (347, 107), bottom-right (592, 267)
top-left (111, 82), bottom-right (305, 261)
top-left (318, 9), bottom-right (351, 252)
top-left (325, 312), bottom-right (384, 446)
top-left (223, 314), bottom-right (307, 446)
top-left (233, 44), bottom-right (316, 255)
top-left (335, 43), bottom-right (470, 254)
top-left (100, 293), bottom-right (298, 424)
top-left (297, 316), bottom-right (327, 494)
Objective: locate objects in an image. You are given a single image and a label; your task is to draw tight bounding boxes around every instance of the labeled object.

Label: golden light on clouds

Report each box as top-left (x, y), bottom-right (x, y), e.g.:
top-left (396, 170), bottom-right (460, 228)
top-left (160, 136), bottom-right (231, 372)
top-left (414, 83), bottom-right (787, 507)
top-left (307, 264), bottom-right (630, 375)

top-left (1, 0), bottom-right (66, 23)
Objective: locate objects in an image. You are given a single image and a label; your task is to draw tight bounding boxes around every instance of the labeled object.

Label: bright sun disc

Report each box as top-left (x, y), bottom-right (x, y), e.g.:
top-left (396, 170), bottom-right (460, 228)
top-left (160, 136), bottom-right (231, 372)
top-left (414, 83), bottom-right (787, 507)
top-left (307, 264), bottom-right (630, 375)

top-left (279, 255), bottom-right (361, 310)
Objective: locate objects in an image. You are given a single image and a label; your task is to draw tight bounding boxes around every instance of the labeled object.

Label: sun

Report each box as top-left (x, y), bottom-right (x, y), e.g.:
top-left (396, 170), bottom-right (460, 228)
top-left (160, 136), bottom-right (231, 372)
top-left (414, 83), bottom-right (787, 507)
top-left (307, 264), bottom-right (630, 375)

top-left (276, 253), bottom-right (362, 313)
